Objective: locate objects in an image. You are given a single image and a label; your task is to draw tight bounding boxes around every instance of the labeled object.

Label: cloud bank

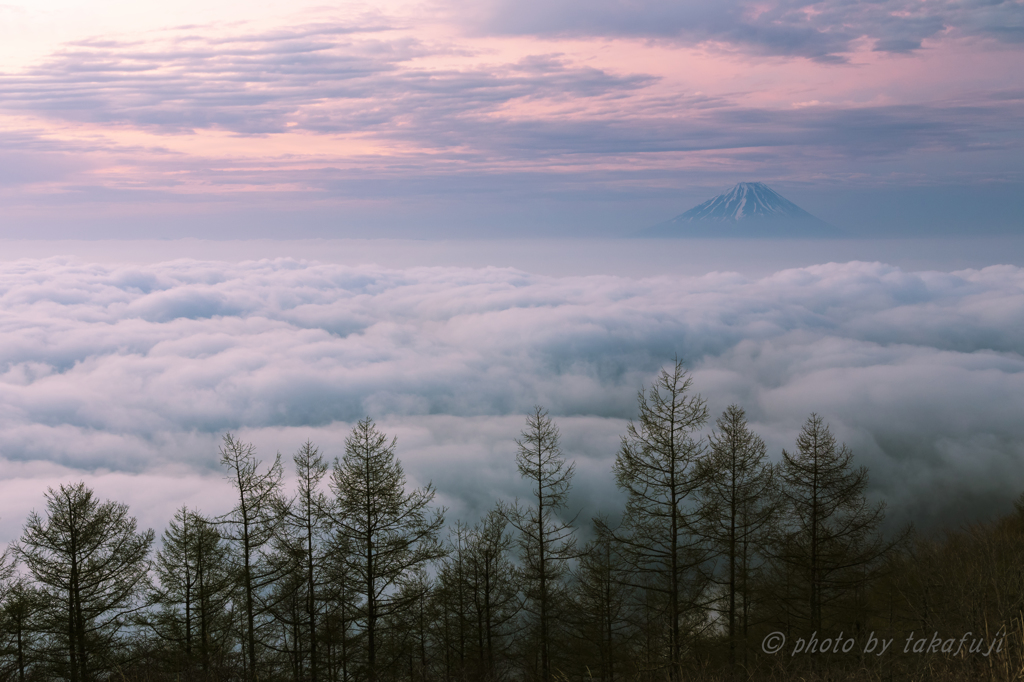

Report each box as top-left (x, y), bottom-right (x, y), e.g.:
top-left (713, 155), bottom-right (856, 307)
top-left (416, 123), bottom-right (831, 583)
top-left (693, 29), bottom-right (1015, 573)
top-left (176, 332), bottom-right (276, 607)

top-left (0, 257), bottom-right (1022, 543)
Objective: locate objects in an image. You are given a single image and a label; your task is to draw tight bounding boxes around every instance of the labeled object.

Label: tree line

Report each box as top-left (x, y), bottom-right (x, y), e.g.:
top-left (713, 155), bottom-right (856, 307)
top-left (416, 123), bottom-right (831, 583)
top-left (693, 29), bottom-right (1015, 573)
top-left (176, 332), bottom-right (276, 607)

top-left (1, 360), bottom-right (1023, 682)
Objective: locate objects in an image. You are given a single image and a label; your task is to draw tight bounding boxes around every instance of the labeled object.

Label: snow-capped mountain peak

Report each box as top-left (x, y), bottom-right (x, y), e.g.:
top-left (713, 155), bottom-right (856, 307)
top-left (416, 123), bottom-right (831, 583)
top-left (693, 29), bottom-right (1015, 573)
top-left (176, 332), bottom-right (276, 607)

top-left (677, 182), bottom-right (815, 222)
top-left (638, 182), bottom-right (838, 237)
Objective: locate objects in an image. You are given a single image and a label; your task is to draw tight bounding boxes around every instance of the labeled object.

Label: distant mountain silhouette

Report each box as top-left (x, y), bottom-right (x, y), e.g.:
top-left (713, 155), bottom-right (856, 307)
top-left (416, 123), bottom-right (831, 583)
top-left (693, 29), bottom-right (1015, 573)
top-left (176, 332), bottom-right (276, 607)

top-left (638, 182), bottom-right (841, 237)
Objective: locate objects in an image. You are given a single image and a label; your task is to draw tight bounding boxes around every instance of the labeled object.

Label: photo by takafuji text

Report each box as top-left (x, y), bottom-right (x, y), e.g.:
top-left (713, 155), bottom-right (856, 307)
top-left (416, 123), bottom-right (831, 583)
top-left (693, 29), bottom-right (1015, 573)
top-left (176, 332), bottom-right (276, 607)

top-left (762, 630), bottom-right (1007, 658)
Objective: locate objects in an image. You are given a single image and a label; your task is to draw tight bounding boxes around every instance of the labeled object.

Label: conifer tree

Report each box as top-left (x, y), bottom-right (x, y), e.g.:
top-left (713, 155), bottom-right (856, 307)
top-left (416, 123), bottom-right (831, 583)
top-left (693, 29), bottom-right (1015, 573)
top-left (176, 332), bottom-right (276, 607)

top-left (0, 550), bottom-right (13, 599)
top-left (434, 509), bottom-right (521, 682)
top-left (467, 509), bottom-right (520, 680)
top-left (150, 506), bottom-right (233, 677)
top-left (219, 434), bottom-right (284, 680)
top-left (15, 482), bottom-right (153, 682)
top-left (276, 441), bottom-right (333, 682)
top-left (501, 407), bottom-right (577, 682)
top-left (0, 578), bottom-right (41, 682)
top-left (321, 532), bottom-right (361, 682)
top-left (437, 521), bottom-right (473, 679)
top-left (775, 414), bottom-right (895, 634)
top-left (570, 518), bottom-right (635, 682)
top-left (331, 417), bottom-right (445, 682)
top-left (697, 405), bottom-right (778, 674)
top-left (611, 360), bottom-right (708, 682)
top-left (382, 568), bottom-right (433, 682)
top-left (268, 552), bottom-right (310, 680)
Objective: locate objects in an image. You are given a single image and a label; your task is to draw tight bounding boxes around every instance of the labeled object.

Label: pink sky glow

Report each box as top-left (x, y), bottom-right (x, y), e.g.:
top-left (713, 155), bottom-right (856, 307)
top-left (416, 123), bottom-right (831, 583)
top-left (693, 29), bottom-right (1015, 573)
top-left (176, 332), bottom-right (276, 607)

top-left (0, 0), bottom-right (1021, 236)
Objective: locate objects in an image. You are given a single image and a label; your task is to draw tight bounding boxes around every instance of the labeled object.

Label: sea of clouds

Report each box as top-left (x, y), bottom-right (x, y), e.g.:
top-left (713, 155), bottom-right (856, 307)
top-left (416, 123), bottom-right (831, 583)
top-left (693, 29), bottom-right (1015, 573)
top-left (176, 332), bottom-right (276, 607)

top-left (0, 256), bottom-right (1022, 544)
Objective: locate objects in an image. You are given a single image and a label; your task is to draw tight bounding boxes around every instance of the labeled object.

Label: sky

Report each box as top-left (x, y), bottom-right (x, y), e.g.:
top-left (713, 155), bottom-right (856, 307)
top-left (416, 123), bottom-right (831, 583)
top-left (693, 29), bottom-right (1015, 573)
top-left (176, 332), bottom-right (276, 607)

top-left (0, 0), bottom-right (1021, 237)
top-left (0, 1), bottom-right (1023, 549)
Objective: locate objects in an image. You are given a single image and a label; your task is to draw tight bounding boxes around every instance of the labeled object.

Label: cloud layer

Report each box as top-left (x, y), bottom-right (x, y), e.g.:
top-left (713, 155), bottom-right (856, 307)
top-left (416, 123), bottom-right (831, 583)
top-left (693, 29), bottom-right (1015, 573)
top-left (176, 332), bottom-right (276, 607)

top-left (0, 257), bottom-right (1022, 542)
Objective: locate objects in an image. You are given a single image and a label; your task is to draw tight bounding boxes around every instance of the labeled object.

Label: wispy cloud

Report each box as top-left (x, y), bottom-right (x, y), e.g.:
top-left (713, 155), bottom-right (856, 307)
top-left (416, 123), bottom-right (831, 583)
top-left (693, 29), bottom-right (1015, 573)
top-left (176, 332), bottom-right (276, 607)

top-left (0, 2), bottom-right (1020, 234)
top-left (2, 38), bottom-right (1018, 226)
top-left (0, 23), bottom-right (651, 136)
top-left (462, 0), bottom-right (1024, 60)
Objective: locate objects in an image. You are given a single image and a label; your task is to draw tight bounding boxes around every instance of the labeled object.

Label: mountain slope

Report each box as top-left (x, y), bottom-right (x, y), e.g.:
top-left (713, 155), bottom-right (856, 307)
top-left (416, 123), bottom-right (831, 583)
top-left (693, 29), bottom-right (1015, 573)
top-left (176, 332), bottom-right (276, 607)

top-left (640, 182), bottom-right (839, 237)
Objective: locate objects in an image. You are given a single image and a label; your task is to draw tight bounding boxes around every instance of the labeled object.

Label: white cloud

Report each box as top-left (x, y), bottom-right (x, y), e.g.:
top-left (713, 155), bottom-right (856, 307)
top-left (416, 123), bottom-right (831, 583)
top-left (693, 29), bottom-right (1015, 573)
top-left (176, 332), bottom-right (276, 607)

top-left (0, 257), bottom-right (1022, 543)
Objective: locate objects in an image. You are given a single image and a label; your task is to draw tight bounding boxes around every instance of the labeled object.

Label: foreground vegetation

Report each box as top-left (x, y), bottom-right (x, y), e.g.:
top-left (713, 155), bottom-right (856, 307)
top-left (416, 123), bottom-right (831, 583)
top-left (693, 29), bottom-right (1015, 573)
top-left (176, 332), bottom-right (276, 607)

top-left (1, 361), bottom-right (1022, 682)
